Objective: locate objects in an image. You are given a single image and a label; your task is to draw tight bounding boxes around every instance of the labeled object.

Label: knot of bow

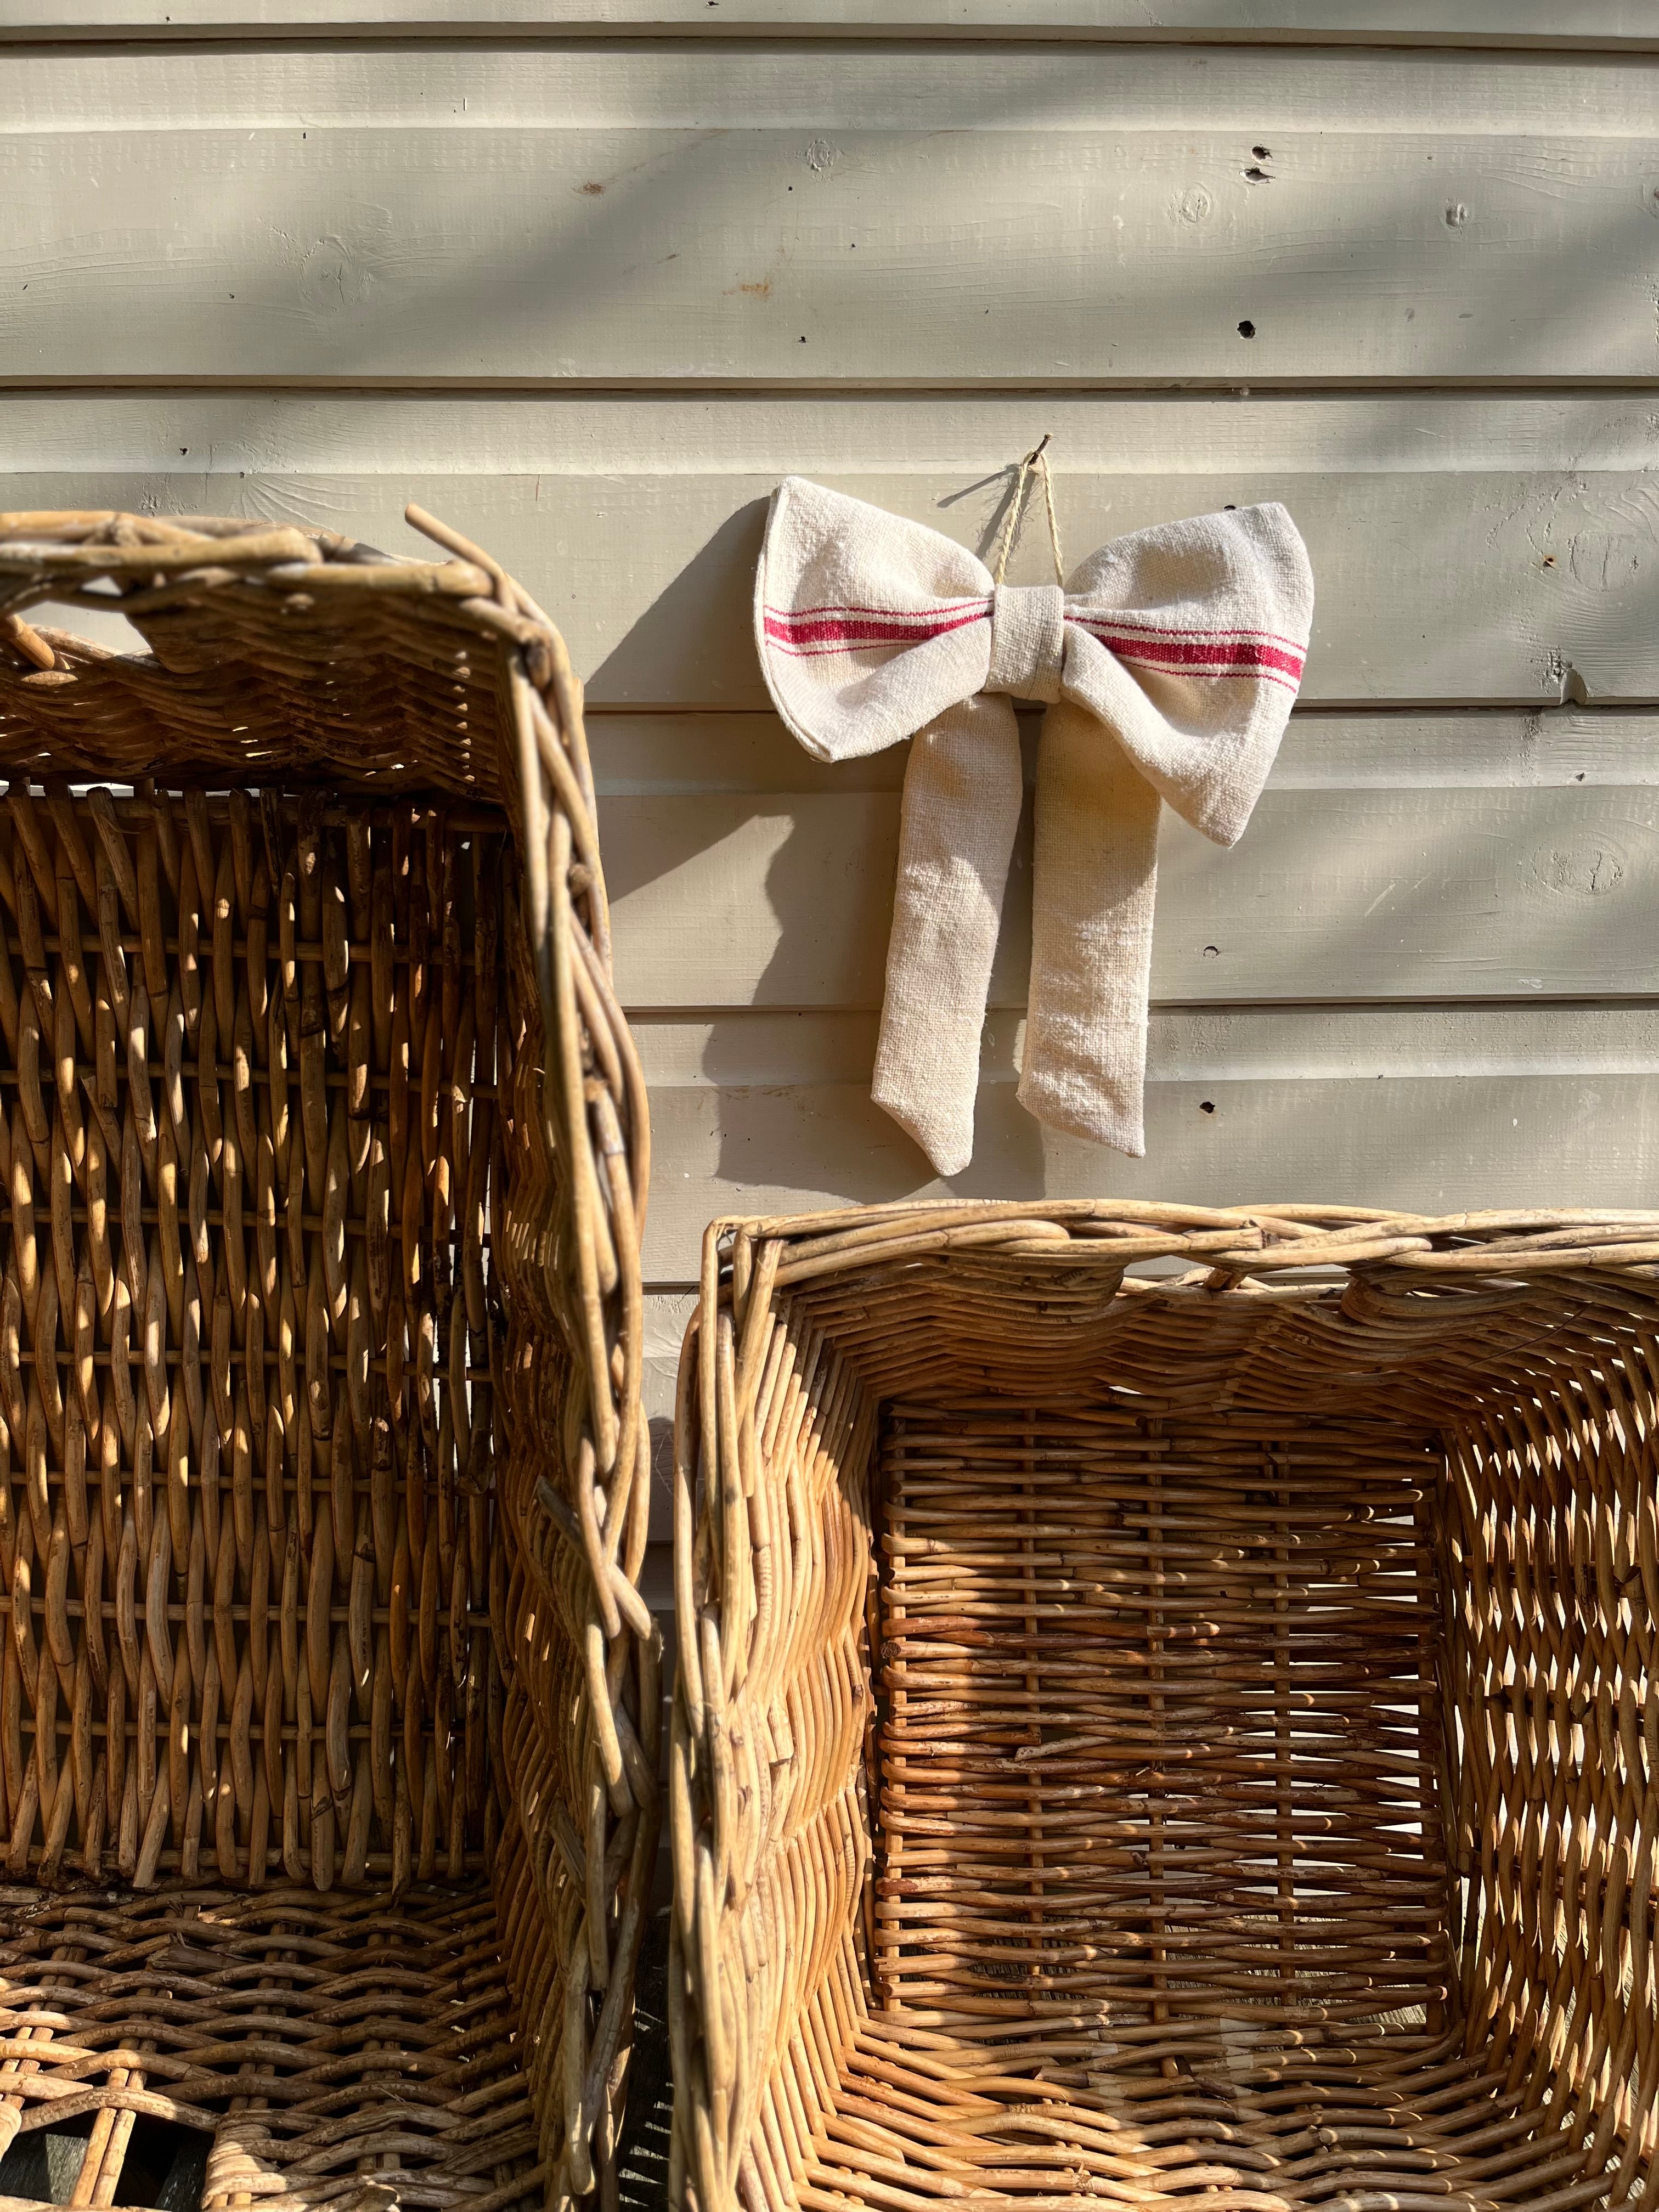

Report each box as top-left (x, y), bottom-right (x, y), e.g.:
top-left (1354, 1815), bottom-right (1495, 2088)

top-left (755, 476), bottom-right (1314, 1175)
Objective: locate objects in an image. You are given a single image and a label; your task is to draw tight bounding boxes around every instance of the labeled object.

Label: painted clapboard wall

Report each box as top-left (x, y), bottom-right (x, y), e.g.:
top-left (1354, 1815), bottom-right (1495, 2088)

top-left (4, 11), bottom-right (1659, 1604)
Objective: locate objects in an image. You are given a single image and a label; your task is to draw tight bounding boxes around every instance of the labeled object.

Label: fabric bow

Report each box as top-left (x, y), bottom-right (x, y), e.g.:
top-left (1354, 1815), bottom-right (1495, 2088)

top-left (754, 476), bottom-right (1314, 1175)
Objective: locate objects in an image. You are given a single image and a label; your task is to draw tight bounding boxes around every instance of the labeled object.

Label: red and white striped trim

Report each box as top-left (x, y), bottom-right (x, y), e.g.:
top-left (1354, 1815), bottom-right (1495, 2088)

top-left (763, 599), bottom-right (1307, 689)
top-left (1079, 609), bottom-right (1309, 653)
top-left (1080, 625), bottom-right (1305, 691)
top-left (763, 599), bottom-right (989, 657)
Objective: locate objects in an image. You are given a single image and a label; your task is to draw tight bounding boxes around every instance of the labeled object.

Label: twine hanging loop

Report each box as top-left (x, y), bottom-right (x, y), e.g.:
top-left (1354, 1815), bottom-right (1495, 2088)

top-left (991, 434), bottom-right (1066, 587)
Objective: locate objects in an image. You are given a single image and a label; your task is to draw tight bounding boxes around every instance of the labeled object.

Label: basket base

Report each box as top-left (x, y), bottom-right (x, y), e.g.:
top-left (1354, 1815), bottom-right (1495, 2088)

top-left (800, 2013), bottom-right (1601, 2212)
top-left (0, 1881), bottom-right (546, 2211)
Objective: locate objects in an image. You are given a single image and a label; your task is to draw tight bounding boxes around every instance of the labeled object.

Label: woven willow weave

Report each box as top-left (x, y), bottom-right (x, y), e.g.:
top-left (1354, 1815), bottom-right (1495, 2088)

top-left (673, 1201), bottom-right (1659, 2212)
top-left (0, 510), bottom-right (657, 2210)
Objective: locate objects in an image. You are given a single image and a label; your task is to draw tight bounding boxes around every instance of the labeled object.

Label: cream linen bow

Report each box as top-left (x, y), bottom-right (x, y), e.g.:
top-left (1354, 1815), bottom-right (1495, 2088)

top-left (754, 477), bottom-right (1314, 1175)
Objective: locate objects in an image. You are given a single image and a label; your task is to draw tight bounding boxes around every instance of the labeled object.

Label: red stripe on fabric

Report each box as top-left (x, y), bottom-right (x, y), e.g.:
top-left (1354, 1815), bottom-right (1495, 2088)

top-left (1111, 658), bottom-right (1303, 696)
top-left (766, 597), bottom-right (988, 621)
top-left (763, 607), bottom-right (989, 652)
top-left (761, 598), bottom-right (1305, 685)
top-left (1086, 629), bottom-right (1305, 682)
top-left (1112, 657), bottom-right (1302, 696)
top-left (1086, 614), bottom-right (1309, 653)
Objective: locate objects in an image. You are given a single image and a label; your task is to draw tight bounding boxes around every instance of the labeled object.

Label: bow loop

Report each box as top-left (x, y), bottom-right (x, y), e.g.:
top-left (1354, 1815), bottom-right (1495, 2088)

top-left (756, 476), bottom-right (994, 762)
top-left (1058, 502), bottom-right (1314, 845)
top-left (754, 476), bottom-right (1314, 1173)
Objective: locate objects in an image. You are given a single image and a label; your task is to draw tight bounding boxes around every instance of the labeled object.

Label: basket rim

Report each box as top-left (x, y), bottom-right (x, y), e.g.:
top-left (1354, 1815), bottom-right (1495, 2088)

top-left (0, 505), bottom-right (549, 674)
top-left (0, 504), bottom-right (569, 806)
top-left (701, 1199), bottom-right (1659, 1290)
top-left (1, 508), bottom-right (447, 575)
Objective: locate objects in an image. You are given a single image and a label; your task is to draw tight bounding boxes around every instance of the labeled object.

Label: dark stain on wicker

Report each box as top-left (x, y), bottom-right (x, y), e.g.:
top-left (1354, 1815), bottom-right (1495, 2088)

top-left (673, 1205), bottom-right (1659, 2212)
top-left (0, 514), bottom-right (657, 2209)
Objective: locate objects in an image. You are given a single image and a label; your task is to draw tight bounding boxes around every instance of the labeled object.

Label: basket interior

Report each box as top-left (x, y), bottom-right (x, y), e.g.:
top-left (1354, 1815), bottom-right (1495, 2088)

top-left (755, 1256), bottom-right (1656, 2212)
top-left (0, 781), bottom-right (556, 2209)
top-left (876, 1393), bottom-right (1447, 2031)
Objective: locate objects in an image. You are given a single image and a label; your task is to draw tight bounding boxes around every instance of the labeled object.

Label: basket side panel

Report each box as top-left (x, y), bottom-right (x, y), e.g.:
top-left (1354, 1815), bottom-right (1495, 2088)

top-left (493, 854), bottom-right (660, 2204)
top-left (493, 870), bottom-right (589, 2190)
top-left (673, 1289), bottom-right (879, 2212)
top-left (0, 789), bottom-right (503, 1888)
top-left (1444, 1370), bottom-right (1659, 2195)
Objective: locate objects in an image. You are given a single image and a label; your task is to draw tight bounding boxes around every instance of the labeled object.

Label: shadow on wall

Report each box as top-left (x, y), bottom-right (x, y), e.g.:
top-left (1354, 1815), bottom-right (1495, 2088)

top-left (589, 498), bottom-right (772, 709)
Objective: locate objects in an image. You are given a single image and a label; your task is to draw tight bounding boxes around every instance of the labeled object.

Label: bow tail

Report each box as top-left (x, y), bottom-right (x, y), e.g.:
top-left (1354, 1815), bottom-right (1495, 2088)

top-left (872, 692), bottom-right (1023, 1178)
top-left (1019, 701), bottom-right (1162, 1159)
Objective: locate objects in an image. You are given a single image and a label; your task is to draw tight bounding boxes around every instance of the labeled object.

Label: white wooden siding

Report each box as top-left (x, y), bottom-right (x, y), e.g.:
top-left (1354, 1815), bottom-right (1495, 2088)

top-left (5, 4), bottom-right (1658, 42)
top-left (7, 49), bottom-right (1659, 383)
top-left (8, 394), bottom-right (1659, 701)
top-left (4, 20), bottom-right (1657, 1606)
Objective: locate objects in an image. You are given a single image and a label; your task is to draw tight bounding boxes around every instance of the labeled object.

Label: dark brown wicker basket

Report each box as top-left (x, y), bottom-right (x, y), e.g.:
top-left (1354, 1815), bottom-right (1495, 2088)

top-left (0, 509), bottom-right (657, 2210)
top-left (672, 1201), bottom-right (1659, 2212)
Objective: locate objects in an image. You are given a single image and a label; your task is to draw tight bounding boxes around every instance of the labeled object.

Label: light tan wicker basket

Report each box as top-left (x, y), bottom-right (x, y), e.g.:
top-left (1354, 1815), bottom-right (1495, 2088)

top-left (672, 1200), bottom-right (1659, 2212)
top-left (0, 509), bottom-right (657, 2210)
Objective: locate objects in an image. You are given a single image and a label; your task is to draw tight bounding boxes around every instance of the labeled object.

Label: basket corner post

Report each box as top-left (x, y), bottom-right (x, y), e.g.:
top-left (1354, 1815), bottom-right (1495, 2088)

top-left (488, 592), bottom-right (661, 2209)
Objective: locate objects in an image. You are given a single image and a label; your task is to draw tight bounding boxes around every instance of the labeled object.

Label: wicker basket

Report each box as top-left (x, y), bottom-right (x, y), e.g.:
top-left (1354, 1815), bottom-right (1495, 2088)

top-left (0, 510), bottom-right (657, 2210)
top-left (672, 1200), bottom-right (1659, 2212)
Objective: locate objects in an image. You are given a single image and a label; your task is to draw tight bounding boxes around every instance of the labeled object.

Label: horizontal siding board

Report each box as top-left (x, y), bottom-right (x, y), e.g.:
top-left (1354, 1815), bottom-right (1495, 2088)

top-left (594, 708), bottom-right (1659, 792)
top-left (634, 1001), bottom-right (1659, 1278)
top-left (640, 1069), bottom-right (1659, 1266)
top-left (6, 50), bottom-right (1659, 381)
top-left (9, 461), bottom-right (1634, 704)
top-left (591, 708), bottom-right (1659, 1015)
top-left (8, 392), bottom-right (1650, 471)
top-left (10, 393), bottom-right (1659, 699)
top-left (15, 46), bottom-right (1659, 131)
top-left (7, 4), bottom-right (1659, 41)
top-left (633, 1004), bottom-right (1659, 1087)
top-left (602, 780), bottom-right (1659, 1009)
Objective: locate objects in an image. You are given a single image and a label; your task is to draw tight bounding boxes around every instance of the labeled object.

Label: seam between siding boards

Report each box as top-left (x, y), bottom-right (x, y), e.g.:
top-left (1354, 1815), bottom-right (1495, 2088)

top-left (4, 23), bottom-right (1659, 49)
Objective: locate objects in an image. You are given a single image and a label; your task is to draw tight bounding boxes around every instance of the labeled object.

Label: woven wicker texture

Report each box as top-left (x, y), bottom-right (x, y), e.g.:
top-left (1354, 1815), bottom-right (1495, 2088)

top-left (672, 1202), bottom-right (1659, 2212)
top-left (0, 512), bottom-right (656, 2210)
top-left (0, 1883), bottom-right (542, 2209)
